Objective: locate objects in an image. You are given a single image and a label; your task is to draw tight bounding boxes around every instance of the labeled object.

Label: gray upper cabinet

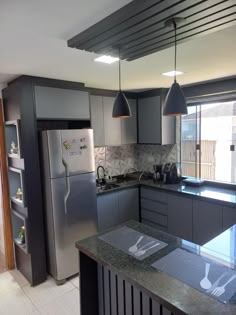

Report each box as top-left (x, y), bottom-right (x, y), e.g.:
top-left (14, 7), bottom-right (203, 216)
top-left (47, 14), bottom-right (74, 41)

top-left (90, 95), bottom-right (104, 147)
top-left (222, 205), bottom-right (236, 231)
top-left (103, 96), bottom-right (122, 146)
top-left (90, 94), bottom-right (137, 147)
top-left (138, 95), bottom-right (176, 144)
top-left (193, 200), bottom-right (223, 245)
top-left (34, 86), bottom-right (90, 119)
top-left (168, 195), bottom-right (193, 242)
top-left (121, 99), bottom-right (137, 144)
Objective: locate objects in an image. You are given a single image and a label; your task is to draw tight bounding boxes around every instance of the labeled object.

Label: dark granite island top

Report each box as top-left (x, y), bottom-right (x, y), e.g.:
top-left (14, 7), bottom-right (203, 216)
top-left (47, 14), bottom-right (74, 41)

top-left (76, 221), bottom-right (236, 315)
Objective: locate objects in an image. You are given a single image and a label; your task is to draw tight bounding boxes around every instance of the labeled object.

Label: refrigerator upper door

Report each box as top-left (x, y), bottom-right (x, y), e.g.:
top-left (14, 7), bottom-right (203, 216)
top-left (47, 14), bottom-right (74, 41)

top-left (43, 129), bottom-right (95, 178)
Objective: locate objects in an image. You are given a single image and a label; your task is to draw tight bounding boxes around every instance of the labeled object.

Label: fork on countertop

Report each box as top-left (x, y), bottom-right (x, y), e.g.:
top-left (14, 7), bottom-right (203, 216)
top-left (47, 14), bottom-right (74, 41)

top-left (211, 274), bottom-right (236, 297)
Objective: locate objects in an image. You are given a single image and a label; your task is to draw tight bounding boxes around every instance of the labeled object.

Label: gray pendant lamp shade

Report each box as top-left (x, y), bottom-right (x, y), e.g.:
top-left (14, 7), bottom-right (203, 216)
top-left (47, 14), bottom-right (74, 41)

top-left (112, 50), bottom-right (131, 118)
top-left (112, 91), bottom-right (131, 118)
top-left (163, 81), bottom-right (187, 116)
top-left (163, 19), bottom-right (187, 116)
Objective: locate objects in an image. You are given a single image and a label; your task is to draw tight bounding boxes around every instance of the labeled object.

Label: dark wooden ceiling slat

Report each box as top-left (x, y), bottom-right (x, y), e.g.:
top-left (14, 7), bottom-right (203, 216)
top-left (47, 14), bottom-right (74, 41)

top-left (97, 0), bottom-right (236, 55)
top-left (68, 0), bottom-right (164, 47)
top-left (67, 0), bottom-right (236, 61)
top-left (79, 0), bottom-right (185, 50)
top-left (127, 18), bottom-right (236, 60)
top-left (121, 7), bottom-right (236, 57)
top-left (81, 0), bottom-right (205, 51)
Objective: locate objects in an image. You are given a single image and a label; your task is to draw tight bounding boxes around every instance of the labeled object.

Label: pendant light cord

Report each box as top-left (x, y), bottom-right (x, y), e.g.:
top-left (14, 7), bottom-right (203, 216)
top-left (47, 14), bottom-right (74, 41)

top-left (174, 20), bottom-right (177, 83)
top-left (118, 47), bottom-right (121, 91)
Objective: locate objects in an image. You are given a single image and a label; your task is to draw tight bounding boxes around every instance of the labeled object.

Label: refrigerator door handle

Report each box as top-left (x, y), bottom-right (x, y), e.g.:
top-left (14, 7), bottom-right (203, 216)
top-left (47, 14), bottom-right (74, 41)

top-left (62, 158), bottom-right (70, 215)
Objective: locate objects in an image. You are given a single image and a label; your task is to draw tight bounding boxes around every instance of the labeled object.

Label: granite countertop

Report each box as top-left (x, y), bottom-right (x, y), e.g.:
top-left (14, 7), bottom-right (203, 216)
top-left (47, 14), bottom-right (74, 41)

top-left (76, 220), bottom-right (236, 315)
top-left (97, 177), bottom-right (236, 206)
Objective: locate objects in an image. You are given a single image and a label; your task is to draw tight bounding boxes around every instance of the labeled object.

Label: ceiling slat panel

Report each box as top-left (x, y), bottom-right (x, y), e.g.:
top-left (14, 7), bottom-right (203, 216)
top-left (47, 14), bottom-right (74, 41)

top-left (97, 0), bottom-right (236, 55)
top-left (67, 0), bottom-right (236, 61)
top-left (89, 0), bottom-right (228, 53)
top-left (79, 0), bottom-right (185, 50)
top-left (127, 18), bottom-right (236, 60)
top-left (68, 0), bottom-right (165, 47)
top-left (121, 8), bottom-right (236, 57)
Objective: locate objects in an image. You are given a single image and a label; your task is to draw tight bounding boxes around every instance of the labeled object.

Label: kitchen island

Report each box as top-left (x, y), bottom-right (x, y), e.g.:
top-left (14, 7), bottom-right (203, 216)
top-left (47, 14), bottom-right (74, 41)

top-left (76, 220), bottom-right (236, 315)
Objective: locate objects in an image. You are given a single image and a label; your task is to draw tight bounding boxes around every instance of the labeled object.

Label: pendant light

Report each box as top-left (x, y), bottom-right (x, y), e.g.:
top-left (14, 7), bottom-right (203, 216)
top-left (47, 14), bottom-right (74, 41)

top-left (112, 48), bottom-right (131, 118)
top-left (163, 18), bottom-right (187, 116)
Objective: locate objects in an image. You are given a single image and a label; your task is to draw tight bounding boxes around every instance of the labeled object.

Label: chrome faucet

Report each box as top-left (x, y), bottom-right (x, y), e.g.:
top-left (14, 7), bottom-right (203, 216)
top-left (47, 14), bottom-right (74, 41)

top-left (123, 167), bottom-right (138, 179)
top-left (97, 165), bottom-right (106, 181)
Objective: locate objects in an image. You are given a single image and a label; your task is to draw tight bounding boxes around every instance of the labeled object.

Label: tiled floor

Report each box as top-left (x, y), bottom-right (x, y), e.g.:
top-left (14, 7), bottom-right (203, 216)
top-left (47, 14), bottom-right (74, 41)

top-left (0, 270), bottom-right (80, 314)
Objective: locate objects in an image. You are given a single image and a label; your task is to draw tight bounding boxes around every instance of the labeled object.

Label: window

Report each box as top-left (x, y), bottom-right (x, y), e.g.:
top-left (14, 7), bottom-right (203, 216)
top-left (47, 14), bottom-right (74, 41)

top-left (181, 101), bottom-right (236, 183)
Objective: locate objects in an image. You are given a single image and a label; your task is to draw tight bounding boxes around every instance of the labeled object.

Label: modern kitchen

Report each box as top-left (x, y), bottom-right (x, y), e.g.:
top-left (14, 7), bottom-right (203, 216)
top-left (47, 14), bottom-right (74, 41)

top-left (0, 0), bottom-right (236, 314)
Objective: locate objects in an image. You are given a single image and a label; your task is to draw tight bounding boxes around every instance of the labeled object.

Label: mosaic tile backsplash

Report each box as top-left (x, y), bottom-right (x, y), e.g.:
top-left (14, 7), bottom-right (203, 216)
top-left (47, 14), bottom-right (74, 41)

top-left (94, 144), bottom-right (178, 178)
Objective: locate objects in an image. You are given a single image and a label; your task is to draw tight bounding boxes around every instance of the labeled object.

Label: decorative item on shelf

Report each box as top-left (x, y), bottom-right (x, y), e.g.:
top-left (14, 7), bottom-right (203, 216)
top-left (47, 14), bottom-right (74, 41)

top-left (18, 226), bottom-right (25, 244)
top-left (10, 141), bottom-right (19, 155)
top-left (112, 46), bottom-right (131, 118)
top-left (15, 187), bottom-right (23, 200)
top-left (163, 17), bottom-right (188, 116)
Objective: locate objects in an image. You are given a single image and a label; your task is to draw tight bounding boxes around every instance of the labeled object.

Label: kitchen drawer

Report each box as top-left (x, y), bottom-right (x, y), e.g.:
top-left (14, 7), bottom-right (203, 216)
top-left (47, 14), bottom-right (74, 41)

top-left (141, 187), bottom-right (167, 204)
top-left (141, 208), bottom-right (168, 227)
top-left (141, 219), bottom-right (168, 233)
top-left (141, 198), bottom-right (168, 216)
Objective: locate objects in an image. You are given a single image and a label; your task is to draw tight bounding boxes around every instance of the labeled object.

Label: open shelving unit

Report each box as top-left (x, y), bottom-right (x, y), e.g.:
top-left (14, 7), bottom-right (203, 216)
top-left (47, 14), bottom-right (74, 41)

top-left (11, 209), bottom-right (29, 254)
top-left (2, 78), bottom-right (47, 285)
top-left (8, 167), bottom-right (26, 207)
top-left (5, 120), bottom-right (22, 158)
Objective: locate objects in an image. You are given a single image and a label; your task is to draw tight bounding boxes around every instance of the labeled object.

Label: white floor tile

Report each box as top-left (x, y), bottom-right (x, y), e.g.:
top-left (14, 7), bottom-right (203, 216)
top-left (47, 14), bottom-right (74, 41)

top-left (9, 269), bottom-right (30, 287)
top-left (0, 287), bottom-right (37, 315)
top-left (0, 271), bottom-right (20, 294)
top-left (69, 275), bottom-right (80, 288)
top-left (38, 288), bottom-right (80, 315)
top-left (23, 276), bottom-right (74, 308)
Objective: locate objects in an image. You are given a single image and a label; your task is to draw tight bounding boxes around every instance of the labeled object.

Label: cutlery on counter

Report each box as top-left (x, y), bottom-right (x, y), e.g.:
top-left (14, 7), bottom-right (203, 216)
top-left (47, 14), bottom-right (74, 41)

top-left (200, 263), bottom-right (212, 290)
top-left (128, 236), bottom-right (144, 253)
top-left (206, 272), bottom-right (227, 293)
top-left (134, 242), bottom-right (160, 257)
top-left (211, 274), bottom-right (236, 297)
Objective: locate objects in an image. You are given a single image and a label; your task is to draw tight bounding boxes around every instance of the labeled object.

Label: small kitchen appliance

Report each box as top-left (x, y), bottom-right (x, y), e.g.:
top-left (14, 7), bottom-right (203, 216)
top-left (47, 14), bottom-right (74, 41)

top-left (153, 164), bottom-right (163, 182)
top-left (163, 163), bottom-right (181, 184)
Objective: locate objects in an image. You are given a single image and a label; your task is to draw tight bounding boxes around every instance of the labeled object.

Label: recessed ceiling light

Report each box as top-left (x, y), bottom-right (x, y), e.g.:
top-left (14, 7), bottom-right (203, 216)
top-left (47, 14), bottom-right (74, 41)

top-left (94, 55), bottom-right (119, 64)
top-left (162, 70), bottom-right (184, 77)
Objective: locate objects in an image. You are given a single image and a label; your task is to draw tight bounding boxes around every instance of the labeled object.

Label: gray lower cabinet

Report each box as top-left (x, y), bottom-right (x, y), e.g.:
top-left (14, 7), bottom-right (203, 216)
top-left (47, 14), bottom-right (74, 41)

top-left (140, 187), bottom-right (168, 232)
top-left (168, 195), bottom-right (193, 242)
top-left (222, 205), bottom-right (236, 231)
top-left (90, 95), bottom-right (137, 146)
top-left (97, 188), bottom-right (139, 231)
top-left (193, 200), bottom-right (223, 245)
top-left (34, 86), bottom-right (90, 119)
top-left (138, 95), bottom-right (176, 145)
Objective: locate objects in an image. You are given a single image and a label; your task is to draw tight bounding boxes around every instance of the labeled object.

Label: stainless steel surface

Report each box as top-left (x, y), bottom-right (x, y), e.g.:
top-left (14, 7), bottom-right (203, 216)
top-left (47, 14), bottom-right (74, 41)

top-left (42, 129), bottom-right (95, 178)
top-left (41, 129), bottom-right (98, 282)
top-left (51, 173), bottom-right (97, 280)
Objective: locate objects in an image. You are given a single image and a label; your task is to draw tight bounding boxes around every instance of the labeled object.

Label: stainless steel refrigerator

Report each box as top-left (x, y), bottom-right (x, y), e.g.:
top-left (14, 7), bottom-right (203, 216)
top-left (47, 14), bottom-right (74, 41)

top-left (41, 129), bottom-right (98, 284)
